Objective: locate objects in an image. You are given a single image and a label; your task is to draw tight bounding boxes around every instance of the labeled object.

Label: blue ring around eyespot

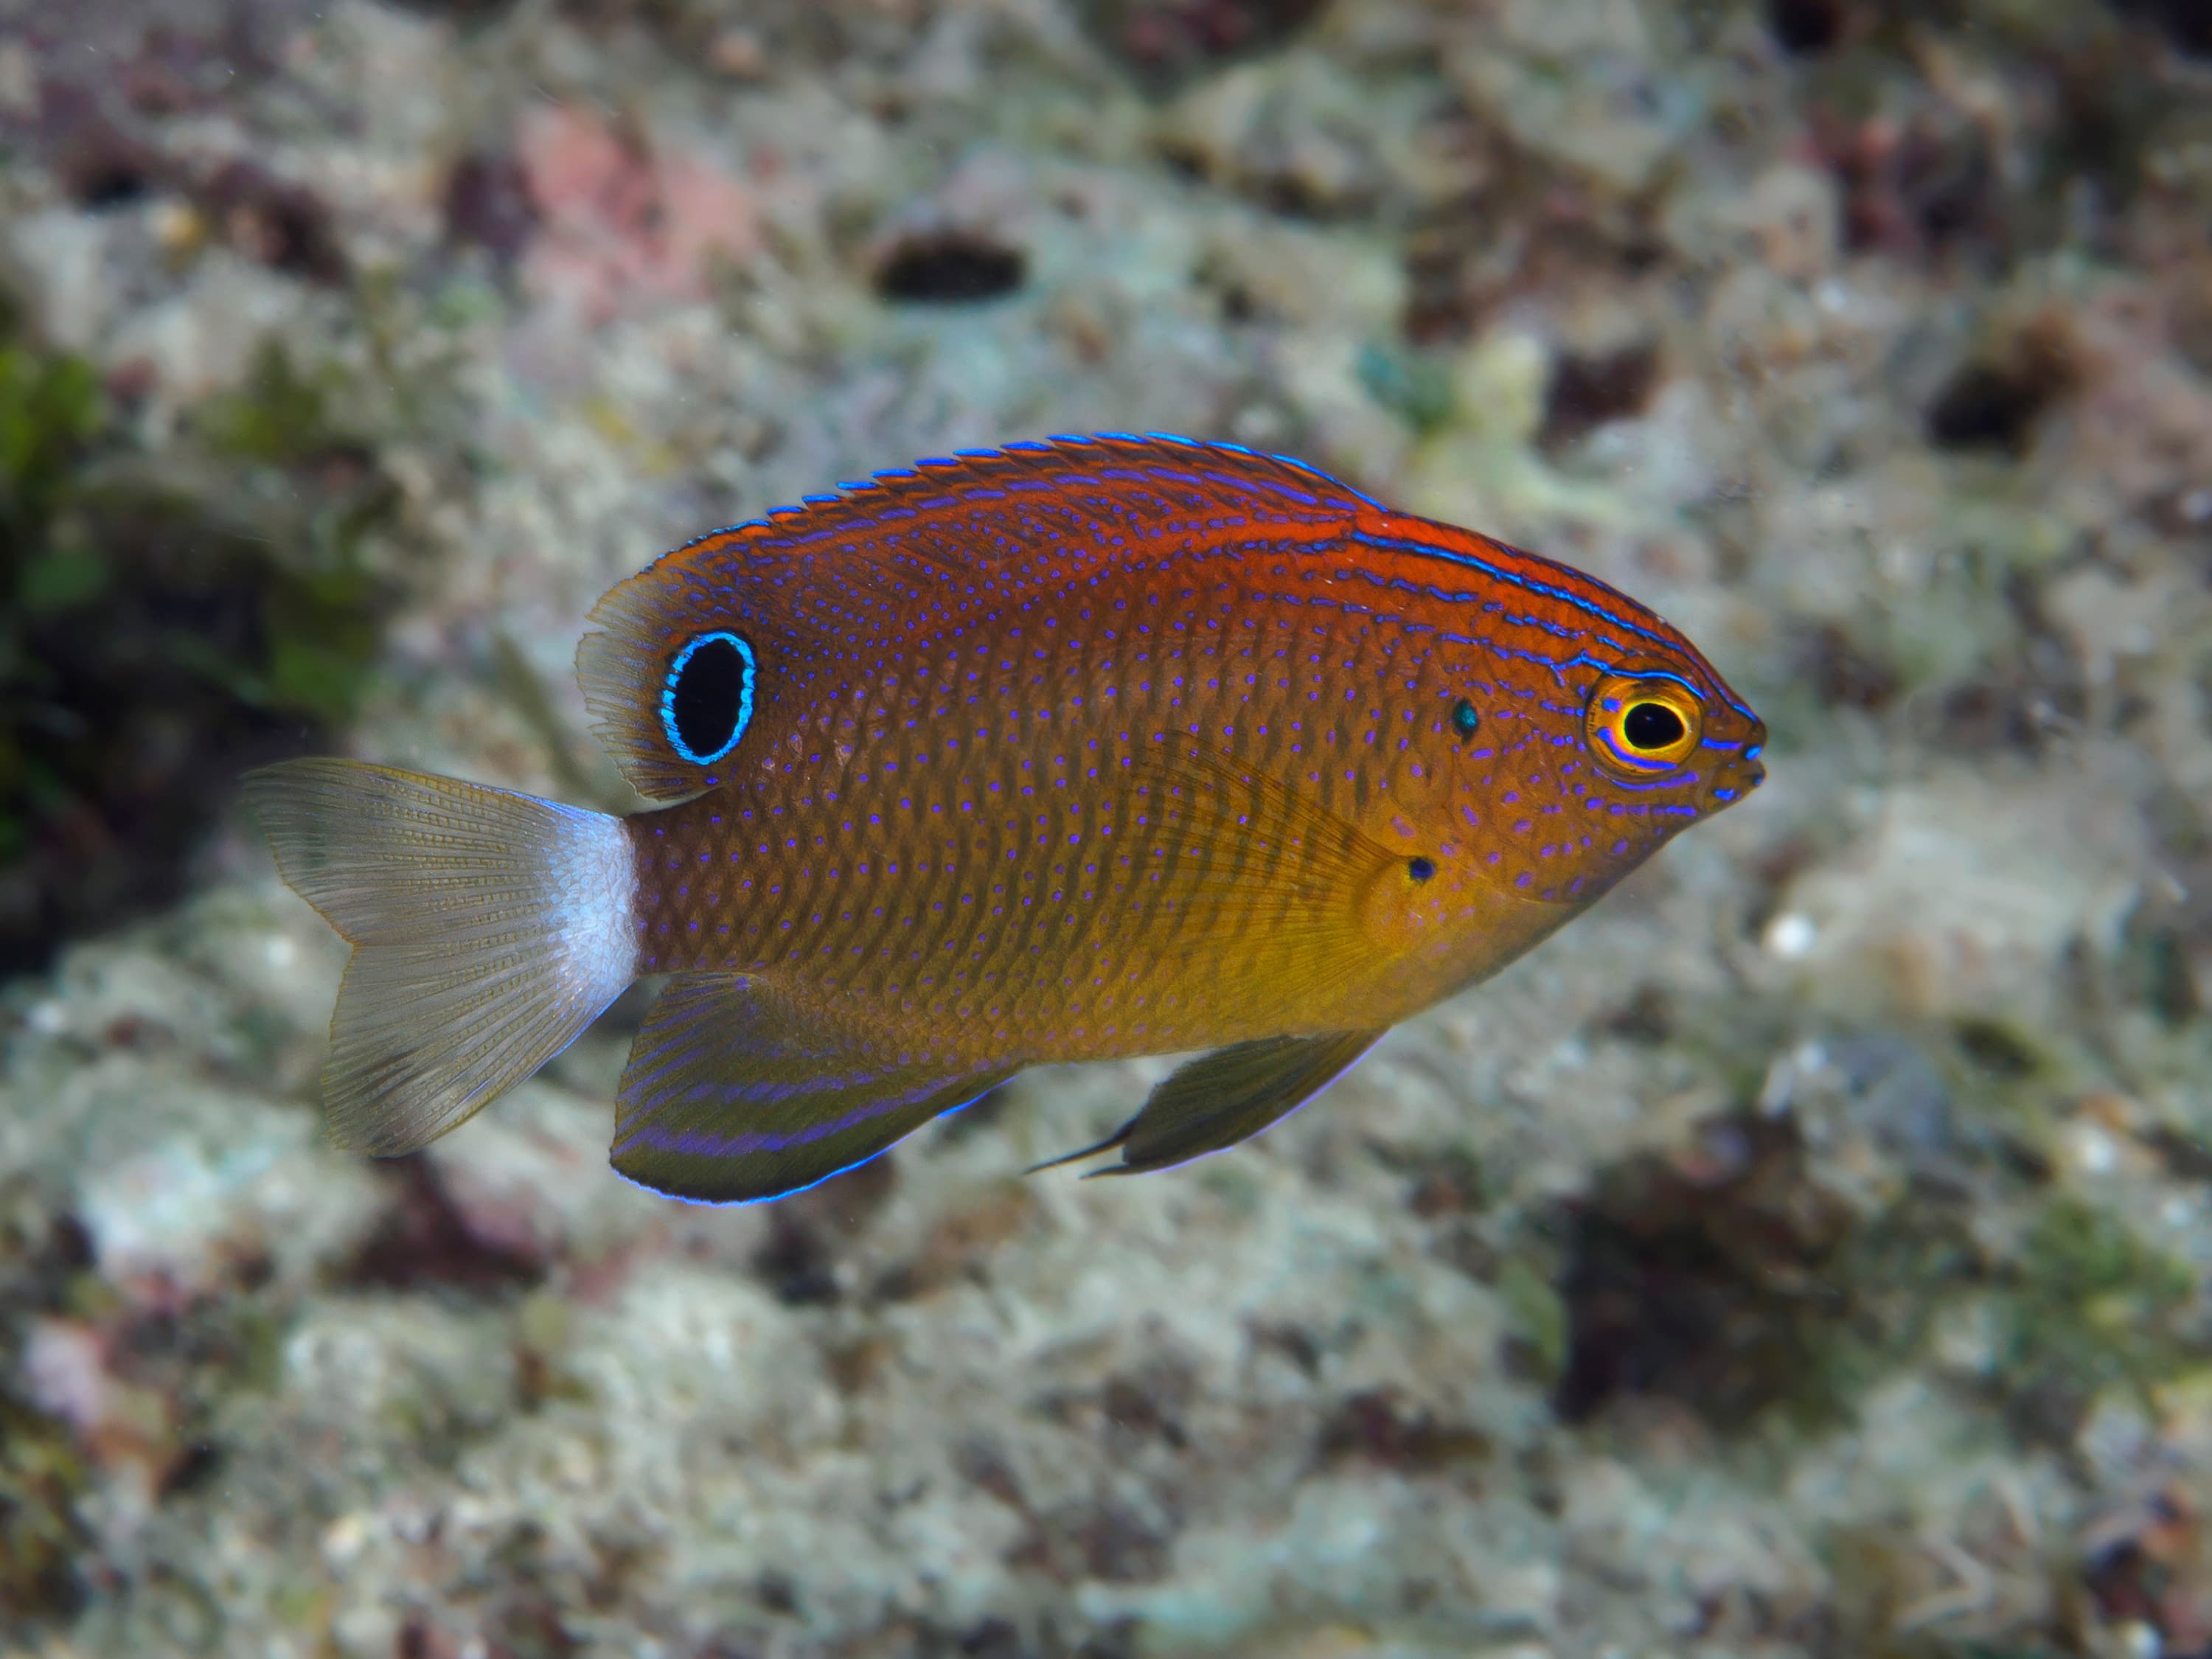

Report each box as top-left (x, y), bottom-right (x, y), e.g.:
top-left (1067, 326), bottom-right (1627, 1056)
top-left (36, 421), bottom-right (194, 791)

top-left (661, 630), bottom-right (757, 766)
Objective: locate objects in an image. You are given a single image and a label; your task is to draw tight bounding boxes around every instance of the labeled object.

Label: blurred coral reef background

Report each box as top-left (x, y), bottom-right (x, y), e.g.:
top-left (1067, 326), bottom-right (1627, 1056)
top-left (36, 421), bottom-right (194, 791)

top-left (2, 0), bottom-right (2211, 1655)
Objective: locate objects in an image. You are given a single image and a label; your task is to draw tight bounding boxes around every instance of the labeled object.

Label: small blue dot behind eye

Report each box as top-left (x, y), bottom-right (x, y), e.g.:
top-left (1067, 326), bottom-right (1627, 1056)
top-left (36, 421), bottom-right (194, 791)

top-left (661, 630), bottom-right (757, 765)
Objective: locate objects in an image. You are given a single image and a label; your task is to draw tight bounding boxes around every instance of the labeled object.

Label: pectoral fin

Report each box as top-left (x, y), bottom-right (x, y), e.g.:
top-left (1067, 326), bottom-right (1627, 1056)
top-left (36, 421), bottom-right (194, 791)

top-left (1036, 1029), bottom-right (1382, 1178)
top-left (611, 974), bottom-right (1016, 1204)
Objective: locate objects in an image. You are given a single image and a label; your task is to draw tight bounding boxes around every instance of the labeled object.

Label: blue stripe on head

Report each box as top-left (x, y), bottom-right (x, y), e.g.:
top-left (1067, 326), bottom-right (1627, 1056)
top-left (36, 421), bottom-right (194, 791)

top-left (1618, 667), bottom-right (1705, 701)
top-left (1593, 726), bottom-right (1693, 782)
top-left (1350, 530), bottom-right (1759, 721)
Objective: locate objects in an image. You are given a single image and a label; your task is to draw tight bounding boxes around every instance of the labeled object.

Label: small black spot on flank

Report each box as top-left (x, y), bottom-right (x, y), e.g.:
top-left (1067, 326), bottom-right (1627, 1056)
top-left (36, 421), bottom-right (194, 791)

top-left (1623, 703), bottom-right (1685, 751)
top-left (1408, 857), bottom-right (1436, 883)
top-left (1450, 698), bottom-right (1480, 739)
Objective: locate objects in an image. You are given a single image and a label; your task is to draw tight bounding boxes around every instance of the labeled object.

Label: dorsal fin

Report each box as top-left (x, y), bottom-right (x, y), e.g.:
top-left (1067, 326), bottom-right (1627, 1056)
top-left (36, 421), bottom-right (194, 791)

top-left (576, 434), bottom-right (1384, 801)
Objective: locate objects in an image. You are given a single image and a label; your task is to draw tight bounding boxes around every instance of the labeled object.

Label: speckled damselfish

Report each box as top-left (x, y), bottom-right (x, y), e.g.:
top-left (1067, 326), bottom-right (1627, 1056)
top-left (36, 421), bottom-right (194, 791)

top-left (245, 434), bottom-right (1765, 1204)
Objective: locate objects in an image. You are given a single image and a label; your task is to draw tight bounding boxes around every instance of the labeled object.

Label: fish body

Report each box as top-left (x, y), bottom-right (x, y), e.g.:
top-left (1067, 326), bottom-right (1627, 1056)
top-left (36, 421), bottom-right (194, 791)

top-left (248, 435), bottom-right (1764, 1203)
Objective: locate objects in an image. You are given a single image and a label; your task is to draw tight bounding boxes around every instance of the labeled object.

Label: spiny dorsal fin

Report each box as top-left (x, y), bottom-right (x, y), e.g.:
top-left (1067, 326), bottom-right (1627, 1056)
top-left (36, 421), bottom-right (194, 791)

top-left (576, 434), bottom-right (1382, 801)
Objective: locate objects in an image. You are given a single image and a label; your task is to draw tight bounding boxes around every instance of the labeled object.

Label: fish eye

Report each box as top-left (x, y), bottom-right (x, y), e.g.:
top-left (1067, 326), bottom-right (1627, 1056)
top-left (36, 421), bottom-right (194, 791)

top-left (1622, 701), bottom-right (1685, 751)
top-left (1450, 698), bottom-right (1480, 739)
top-left (661, 630), bottom-right (757, 765)
top-left (1584, 672), bottom-right (1701, 777)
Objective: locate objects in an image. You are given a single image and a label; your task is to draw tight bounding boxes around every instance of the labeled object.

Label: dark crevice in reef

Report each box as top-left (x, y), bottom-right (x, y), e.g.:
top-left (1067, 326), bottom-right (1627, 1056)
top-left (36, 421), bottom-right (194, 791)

top-left (0, 325), bottom-right (400, 980)
top-left (875, 232), bottom-right (1028, 305)
top-left (1538, 340), bottom-right (1662, 452)
top-left (2107, 0), bottom-right (2212, 59)
top-left (443, 148), bottom-right (541, 263)
top-left (1925, 310), bottom-right (2081, 456)
top-left (1784, 7), bottom-right (2204, 274)
top-left (1926, 570), bottom-right (2090, 757)
top-left (26, 86), bottom-right (350, 287)
top-left (1767, 0), bottom-right (1848, 56)
top-left (386, 0), bottom-right (520, 19)
top-left (341, 1160), bottom-right (545, 1295)
top-left (1786, 618), bottom-right (1903, 712)
top-left (1076, 0), bottom-right (1329, 94)
top-left (1925, 359), bottom-right (2062, 453)
top-left (1549, 1111), bottom-right (1871, 1429)
top-left (750, 1155), bottom-right (898, 1307)
top-left (1545, 1029), bottom-right (2202, 1439)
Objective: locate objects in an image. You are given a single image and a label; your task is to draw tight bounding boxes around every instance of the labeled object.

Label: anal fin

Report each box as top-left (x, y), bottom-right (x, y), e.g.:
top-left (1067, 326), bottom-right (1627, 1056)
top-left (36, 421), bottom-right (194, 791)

top-left (611, 974), bottom-right (1015, 1204)
top-left (1036, 1029), bottom-right (1382, 1178)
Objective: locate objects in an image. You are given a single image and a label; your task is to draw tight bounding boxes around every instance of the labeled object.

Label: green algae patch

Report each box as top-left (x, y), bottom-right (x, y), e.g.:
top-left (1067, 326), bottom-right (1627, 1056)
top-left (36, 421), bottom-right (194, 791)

top-left (1999, 1197), bottom-right (2199, 1407)
top-left (194, 338), bottom-right (352, 469)
top-left (0, 1394), bottom-right (92, 1621)
top-left (0, 324), bottom-right (401, 975)
top-left (1357, 341), bottom-right (1457, 436)
top-left (1495, 1256), bottom-right (1569, 1388)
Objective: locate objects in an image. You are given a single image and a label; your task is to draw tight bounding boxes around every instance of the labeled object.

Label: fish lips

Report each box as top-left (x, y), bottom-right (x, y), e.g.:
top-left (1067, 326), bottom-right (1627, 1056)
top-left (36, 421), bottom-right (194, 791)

top-left (1701, 740), bottom-right (1767, 811)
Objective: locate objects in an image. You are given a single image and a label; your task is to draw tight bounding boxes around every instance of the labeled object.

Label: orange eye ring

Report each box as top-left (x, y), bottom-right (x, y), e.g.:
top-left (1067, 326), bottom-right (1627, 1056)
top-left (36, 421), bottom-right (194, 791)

top-left (1585, 673), bottom-right (1703, 778)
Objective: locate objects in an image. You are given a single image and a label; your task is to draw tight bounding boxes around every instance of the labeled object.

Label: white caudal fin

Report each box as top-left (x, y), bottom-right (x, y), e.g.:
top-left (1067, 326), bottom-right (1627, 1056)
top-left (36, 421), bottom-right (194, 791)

top-left (243, 759), bottom-right (636, 1155)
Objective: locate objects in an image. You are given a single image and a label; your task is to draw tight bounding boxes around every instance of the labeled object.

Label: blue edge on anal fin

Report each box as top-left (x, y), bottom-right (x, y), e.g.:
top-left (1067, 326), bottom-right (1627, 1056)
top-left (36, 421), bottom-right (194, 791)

top-left (613, 1079), bottom-right (1008, 1208)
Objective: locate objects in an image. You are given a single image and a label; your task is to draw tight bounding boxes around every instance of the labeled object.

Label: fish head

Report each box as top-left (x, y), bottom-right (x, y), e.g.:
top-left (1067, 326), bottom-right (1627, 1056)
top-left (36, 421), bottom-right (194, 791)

top-left (1432, 631), bottom-right (1764, 911)
top-left (1576, 659), bottom-right (1767, 821)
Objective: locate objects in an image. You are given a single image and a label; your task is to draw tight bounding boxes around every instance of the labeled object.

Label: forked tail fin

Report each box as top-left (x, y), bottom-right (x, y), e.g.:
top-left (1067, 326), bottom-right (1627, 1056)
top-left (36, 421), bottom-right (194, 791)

top-left (243, 759), bottom-right (636, 1155)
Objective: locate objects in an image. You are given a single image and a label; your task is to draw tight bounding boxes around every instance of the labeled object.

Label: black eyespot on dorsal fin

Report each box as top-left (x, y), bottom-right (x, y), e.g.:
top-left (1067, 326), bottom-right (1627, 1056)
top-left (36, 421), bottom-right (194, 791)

top-left (661, 631), bottom-right (755, 766)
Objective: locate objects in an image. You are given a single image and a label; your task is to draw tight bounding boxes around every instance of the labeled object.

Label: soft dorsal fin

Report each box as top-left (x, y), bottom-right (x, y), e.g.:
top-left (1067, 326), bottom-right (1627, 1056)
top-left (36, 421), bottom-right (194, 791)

top-left (576, 434), bottom-right (1383, 801)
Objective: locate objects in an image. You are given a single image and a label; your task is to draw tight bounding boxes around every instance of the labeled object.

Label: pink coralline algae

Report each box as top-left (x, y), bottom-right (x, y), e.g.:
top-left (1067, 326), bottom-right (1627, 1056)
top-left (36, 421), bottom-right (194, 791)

top-left (516, 105), bottom-right (758, 323)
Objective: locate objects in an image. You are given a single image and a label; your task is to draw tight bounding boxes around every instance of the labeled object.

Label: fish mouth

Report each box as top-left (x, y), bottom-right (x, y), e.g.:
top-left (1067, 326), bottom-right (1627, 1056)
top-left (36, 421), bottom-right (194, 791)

top-left (1703, 741), bottom-right (1766, 810)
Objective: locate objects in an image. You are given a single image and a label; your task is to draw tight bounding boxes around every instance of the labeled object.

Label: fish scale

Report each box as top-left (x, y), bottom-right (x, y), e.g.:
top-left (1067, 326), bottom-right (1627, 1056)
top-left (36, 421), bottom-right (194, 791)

top-left (637, 588), bottom-right (1403, 950)
top-left (248, 434), bottom-right (1764, 1205)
